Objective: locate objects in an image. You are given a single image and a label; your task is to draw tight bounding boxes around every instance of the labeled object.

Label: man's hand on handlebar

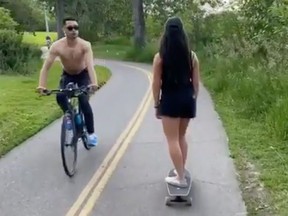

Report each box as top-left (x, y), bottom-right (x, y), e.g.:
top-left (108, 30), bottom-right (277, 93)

top-left (87, 83), bottom-right (99, 94)
top-left (35, 84), bottom-right (99, 96)
top-left (36, 86), bottom-right (48, 96)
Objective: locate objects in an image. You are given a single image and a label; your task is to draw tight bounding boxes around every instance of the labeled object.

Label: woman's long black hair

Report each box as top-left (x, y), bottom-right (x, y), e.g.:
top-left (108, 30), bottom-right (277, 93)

top-left (159, 17), bottom-right (192, 86)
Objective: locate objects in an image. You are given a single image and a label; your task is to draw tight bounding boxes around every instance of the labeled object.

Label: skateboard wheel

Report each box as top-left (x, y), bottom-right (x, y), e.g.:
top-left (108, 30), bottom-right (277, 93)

top-left (185, 197), bottom-right (192, 206)
top-left (165, 196), bottom-right (172, 206)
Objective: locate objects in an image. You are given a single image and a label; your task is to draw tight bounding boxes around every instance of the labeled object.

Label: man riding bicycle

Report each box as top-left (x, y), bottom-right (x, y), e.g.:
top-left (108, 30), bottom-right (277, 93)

top-left (36, 17), bottom-right (99, 147)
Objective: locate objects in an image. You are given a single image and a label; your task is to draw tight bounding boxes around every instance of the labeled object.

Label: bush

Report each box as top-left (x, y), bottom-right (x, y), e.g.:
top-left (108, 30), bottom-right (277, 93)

top-left (0, 7), bottom-right (18, 30)
top-left (125, 43), bottom-right (157, 63)
top-left (102, 36), bottom-right (131, 46)
top-left (0, 29), bottom-right (40, 75)
top-left (200, 49), bottom-right (280, 120)
top-left (200, 45), bottom-right (288, 145)
top-left (266, 97), bottom-right (288, 140)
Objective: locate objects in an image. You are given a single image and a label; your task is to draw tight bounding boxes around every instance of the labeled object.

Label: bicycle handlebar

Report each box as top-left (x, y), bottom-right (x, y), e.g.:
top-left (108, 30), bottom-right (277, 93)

top-left (41, 85), bottom-right (91, 97)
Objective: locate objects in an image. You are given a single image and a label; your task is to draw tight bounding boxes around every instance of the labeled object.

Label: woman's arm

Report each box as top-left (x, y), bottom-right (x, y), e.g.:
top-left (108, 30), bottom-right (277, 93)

top-left (192, 52), bottom-right (200, 98)
top-left (152, 53), bottom-right (162, 107)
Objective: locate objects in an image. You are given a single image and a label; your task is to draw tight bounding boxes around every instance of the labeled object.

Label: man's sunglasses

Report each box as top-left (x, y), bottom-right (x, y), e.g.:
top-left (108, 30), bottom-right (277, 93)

top-left (67, 25), bottom-right (79, 31)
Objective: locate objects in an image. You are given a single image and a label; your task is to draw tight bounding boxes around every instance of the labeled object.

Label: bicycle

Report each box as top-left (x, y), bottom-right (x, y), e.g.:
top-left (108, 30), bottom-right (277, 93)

top-left (42, 82), bottom-right (95, 177)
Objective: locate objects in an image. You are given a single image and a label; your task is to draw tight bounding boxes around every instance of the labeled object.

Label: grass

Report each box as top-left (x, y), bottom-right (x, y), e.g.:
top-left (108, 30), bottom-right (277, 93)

top-left (200, 53), bottom-right (288, 216)
top-left (205, 91), bottom-right (277, 216)
top-left (22, 31), bottom-right (57, 46)
top-left (211, 93), bottom-right (288, 216)
top-left (0, 60), bottom-right (111, 157)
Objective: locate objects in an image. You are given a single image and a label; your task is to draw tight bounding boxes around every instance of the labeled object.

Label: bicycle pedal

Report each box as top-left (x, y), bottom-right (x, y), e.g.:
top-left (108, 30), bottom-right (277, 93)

top-left (64, 144), bottom-right (73, 147)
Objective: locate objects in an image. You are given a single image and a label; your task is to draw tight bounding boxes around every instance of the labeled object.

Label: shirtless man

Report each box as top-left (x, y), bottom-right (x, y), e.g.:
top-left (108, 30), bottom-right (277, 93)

top-left (36, 17), bottom-right (98, 147)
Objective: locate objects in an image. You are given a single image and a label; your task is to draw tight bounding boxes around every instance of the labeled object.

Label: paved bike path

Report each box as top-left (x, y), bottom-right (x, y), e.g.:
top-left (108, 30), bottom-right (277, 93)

top-left (0, 59), bottom-right (247, 216)
top-left (0, 59), bottom-right (150, 216)
top-left (90, 63), bottom-right (247, 216)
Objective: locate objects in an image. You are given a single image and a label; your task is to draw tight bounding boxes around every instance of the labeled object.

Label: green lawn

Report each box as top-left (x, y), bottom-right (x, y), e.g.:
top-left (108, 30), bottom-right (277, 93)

top-left (22, 31), bottom-right (57, 46)
top-left (0, 61), bottom-right (111, 157)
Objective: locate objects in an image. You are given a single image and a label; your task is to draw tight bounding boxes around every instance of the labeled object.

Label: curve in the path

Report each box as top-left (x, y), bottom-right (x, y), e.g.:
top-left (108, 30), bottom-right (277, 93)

top-left (0, 59), bottom-right (151, 216)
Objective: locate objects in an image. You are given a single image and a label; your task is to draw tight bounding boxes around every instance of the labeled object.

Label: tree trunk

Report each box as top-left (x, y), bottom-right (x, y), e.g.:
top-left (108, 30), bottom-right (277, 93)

top-left (56, 0), bottom-right (65, 39)
top-left (132, 0), bottom-right (145, 49)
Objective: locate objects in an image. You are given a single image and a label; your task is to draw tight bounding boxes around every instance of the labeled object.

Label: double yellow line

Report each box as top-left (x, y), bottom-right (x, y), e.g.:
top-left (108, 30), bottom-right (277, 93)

top-left (66, 64), bottom-right (153, 216)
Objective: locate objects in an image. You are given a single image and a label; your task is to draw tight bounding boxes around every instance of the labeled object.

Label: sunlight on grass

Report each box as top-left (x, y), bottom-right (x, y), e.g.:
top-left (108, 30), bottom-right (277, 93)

top-left (22, 31), bottom-right (57, 46)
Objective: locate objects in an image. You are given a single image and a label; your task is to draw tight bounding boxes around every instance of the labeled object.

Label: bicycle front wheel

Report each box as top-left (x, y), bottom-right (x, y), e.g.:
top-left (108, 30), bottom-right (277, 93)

top-left (81, 126), bottom-right (91, 151)
top-left (60, 112), bottom-right (78, 177)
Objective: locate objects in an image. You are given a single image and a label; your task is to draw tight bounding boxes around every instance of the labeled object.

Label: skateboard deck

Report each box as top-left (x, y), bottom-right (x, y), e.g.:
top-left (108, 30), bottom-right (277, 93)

top-left (165, 169), bottom-right (192, 206)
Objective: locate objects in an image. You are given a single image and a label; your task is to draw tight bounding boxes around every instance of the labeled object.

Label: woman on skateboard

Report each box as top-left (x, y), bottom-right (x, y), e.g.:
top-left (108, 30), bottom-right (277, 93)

top-left (152, 16), bottom-right (200, 187)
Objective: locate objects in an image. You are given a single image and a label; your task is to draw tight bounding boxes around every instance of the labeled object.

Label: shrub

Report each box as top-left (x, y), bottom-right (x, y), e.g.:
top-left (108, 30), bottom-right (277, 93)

top-left (100, 36), bottom-right (131, 46)
top-left (266, 97), bottom-right (288, 141)
top-left (0, 29), bottom-right (40, 75)
top-left (125, 43), bottom-right (157, 63)
top-left (0, 7), bottom-right (18, 30)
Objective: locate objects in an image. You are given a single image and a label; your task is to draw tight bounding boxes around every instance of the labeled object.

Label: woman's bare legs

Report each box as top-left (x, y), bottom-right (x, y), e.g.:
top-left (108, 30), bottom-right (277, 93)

top-left (172, 118), bottom-right (190, 176)
top-left (179, 118), bottom-right (190, 168)
top-left (162, 116), bottom-right (187, 187)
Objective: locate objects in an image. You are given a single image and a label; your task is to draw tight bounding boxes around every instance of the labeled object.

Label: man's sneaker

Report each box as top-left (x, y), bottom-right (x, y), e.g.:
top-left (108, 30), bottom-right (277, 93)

top-left (88, 133), bottom-right (98, 147)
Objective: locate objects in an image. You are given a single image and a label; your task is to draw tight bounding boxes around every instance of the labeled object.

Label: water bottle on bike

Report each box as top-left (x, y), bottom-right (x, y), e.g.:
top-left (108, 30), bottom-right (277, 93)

top-left (65, 116), bottom-right (73, 144)
top-left (75, 113), bottom-right (82, 126)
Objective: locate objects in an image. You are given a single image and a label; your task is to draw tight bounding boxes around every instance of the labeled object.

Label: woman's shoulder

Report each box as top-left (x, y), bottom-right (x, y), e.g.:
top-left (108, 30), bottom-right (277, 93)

top-left (191, 49), bottom-right (199, 59)
top-left (153, 52), bottom-right (162, 63)
top-left (190, 50), bottom-right (199, 66)
top-left (190, 50), bottom-right (197, 58)
top-left (154, 52), bottom-right (160, 58)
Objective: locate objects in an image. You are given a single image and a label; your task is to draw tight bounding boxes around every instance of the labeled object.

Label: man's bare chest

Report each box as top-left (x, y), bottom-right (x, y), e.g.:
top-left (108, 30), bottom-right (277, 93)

top-left (58, 48), bottom-right (85, 61)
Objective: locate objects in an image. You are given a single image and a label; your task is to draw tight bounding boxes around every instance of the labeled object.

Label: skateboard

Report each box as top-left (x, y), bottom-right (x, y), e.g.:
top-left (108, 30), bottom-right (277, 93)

top-left (165, 169), bottom-right (192, 206)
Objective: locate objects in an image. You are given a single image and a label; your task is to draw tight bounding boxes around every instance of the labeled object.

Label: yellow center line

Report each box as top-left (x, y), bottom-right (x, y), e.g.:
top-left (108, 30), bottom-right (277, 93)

top-left (79, 87), bottom-right (152, 216)
top-left (65, 64), bottom-right (152, 216)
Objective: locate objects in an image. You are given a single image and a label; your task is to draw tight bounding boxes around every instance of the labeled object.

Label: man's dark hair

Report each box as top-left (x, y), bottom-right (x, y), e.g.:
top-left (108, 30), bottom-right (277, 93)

top-left (62, 17), bottom-right (78, 26)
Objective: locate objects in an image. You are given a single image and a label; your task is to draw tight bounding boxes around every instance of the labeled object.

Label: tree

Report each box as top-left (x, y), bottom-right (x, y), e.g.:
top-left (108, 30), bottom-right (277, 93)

top-left (0, 0), bottom-right (45, 33)
top-left (55, 0), bottom-right (64, 39)
top-left (132, 0), bottom-right (146, 48)
top-left (0, 7), bottom-right (18, 30)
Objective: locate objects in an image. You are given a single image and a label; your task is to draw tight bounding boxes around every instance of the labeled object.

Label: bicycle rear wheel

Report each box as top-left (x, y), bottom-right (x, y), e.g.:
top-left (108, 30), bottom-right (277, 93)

top-left (60, 112), bottom-right (78, 177)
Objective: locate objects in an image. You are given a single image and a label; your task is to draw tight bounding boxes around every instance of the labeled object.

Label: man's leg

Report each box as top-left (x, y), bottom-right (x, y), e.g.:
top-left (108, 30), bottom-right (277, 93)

top-left (78, 94), bottom-right (94, 134)
top-left (56, 73), bottom-right (71, 113)
top-left (77, 70), bottom-right (98, 146)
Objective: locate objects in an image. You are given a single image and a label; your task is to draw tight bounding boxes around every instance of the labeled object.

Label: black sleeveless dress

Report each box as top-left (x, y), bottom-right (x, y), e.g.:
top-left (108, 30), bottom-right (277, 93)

top-left (158, 51), bottom-right (197, 119)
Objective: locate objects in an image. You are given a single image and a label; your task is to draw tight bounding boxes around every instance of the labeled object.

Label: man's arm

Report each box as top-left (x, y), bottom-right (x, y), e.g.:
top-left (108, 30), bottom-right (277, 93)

top-left (84, 42), bottom-right (98, 87)
top-left (37, 44), bottom-right (58, 89)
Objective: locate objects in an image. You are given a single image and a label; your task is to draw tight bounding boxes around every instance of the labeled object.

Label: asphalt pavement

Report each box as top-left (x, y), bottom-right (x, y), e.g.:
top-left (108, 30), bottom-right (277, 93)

top-left (0, 59), bottom-right (150, 216)
top-left (0, 59), bottom-right (247, 216)
top-left (90, 62), bottom-right (247, 216)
